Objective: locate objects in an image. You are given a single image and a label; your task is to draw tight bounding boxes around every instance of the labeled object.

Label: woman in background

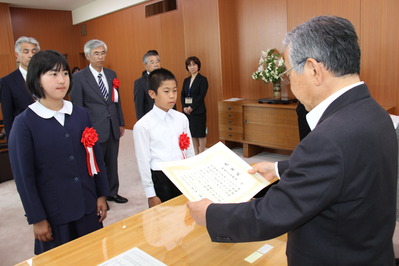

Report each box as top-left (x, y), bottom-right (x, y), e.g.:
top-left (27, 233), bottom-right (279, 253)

top-left (8, 50), bottom-right (109, 255)
top-left (181, 56), bottom-right (208, 154)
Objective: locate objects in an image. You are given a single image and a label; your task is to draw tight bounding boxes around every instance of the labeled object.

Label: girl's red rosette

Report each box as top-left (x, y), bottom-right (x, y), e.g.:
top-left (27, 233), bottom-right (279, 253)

top-left (112, 78), bottom-right (120, 103)
top-left (81, 127), bottom-right (100, 176)
top-left (179, 132), bottom-right (190, 159)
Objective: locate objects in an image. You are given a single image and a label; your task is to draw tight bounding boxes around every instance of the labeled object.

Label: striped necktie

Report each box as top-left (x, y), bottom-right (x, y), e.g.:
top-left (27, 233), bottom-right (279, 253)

top-left (98, 73), bottom-right (108, 100)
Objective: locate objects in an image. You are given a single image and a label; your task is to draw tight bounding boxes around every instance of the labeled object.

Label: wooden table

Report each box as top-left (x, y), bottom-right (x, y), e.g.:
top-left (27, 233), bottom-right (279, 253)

top-left (16, 195), bottom-right (287, 265)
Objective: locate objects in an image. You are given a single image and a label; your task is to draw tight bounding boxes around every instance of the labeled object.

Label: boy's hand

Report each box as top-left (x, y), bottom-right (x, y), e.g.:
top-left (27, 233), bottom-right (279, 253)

top-left (148, 196), bottom-right (162, 208)
top-left (33, 219), bottom-right (53, 242)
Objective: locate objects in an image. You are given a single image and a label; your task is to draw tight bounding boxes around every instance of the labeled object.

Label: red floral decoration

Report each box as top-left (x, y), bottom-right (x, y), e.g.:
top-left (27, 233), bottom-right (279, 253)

top-left (179, 132), bottom-right (190, 159)
top-left (81, 127), bottom-right (98, 147)
top-left (81, 127), bottom-right (100, 176)
top-left (112, 78), bottom-right (120, 102)
top-left (179, 132), bottom-right (190, 150)
top-left (113, 78), bottom-right (120, 89)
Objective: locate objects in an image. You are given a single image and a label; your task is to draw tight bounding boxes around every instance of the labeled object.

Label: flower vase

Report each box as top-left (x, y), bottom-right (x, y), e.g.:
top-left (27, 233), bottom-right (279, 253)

top-left (273, 81), bottom-right (281, 99)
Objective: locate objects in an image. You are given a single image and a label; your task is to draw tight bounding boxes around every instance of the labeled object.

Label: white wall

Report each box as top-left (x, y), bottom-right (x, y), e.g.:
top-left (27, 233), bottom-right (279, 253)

top-left (72, 0), bottom-right (149, 25)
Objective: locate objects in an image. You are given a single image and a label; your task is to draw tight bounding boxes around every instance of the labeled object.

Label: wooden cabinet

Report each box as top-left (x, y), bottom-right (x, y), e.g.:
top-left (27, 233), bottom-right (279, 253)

top-left (218, 101), bottom-right (243, 142)
top-left (218, 100), bottom-right (300, 157)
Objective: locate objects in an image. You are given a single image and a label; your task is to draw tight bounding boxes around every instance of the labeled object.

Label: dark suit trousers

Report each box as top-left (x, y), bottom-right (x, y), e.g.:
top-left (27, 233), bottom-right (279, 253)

top-left (151, 170), bottom-right (182, 202)
top-left (99, 131), bottom-right (120, 196)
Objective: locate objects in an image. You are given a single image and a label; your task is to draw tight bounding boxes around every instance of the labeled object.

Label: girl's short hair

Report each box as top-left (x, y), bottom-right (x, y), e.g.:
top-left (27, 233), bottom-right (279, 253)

top-left (185, 56), bottom-right (201, 71)
top-left (26, 50), bottom-right (72, 99)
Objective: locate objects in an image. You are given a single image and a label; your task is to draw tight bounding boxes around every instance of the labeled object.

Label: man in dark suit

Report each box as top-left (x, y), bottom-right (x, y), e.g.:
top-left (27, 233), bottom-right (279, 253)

top-left (1, 36), bottom-right (40, 138)
top-left (71, 39), bottom-right (127, 204)
top-left (134, 50), bottom-right (161, 120)
top-left (188, 16), bottom-right (397, 265)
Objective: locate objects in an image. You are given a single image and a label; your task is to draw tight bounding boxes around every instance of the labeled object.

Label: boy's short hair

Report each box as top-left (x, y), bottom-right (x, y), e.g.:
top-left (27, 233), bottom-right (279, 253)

top-left (148, 68), bottom-right (177, 94)
top-left (27, 50), bottom-right (72, 99)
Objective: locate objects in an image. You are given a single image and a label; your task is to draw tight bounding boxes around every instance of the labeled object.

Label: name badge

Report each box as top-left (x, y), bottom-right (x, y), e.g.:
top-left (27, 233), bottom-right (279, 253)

top-left (185, 97), bottom-right (193, 104)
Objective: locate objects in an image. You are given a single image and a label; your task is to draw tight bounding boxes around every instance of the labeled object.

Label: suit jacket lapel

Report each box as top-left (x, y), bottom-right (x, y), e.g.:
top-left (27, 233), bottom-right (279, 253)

top-left (190, 73), bottom-right (202, 92)
top-left (104, 68), bottom-right (113, 88)
top-left (318, 84), bottom-right (370, 126)
top-left (14, 70), bottom-right (26, 89)
top-left (83, 67), bottom-right (107, 102)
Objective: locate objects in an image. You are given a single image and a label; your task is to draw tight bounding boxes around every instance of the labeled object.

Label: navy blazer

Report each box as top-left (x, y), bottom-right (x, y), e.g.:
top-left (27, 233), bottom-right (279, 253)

top-left (134, 72), bottom-right (154, 120)
top-left (206, 84), bottom-right (397, 265)
top-left (0, 69), bottom-right (34, 137)
top-left (70, 67), bottom-right (125, 143)
top-left (181, 73), bottom-right (208, 115)
top-left (8, 105), bottom-right (110, 225)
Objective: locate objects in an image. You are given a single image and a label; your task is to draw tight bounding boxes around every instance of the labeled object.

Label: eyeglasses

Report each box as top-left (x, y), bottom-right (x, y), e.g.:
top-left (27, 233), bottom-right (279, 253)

top-left (91, 51), bottom-right (107, 57)
top-left (280, 58), bottom-right (307, 84)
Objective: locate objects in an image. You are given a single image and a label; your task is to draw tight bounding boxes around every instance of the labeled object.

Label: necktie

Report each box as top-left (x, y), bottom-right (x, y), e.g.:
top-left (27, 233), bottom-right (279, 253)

top-left (98, 73), bottom-right (108, 100)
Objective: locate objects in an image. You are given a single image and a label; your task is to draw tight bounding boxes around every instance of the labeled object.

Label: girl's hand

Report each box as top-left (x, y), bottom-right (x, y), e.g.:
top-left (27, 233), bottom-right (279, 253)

top-left (33, 219), bottom-right (53, 242)
top-left (97, 196), bottom-right (108, 222)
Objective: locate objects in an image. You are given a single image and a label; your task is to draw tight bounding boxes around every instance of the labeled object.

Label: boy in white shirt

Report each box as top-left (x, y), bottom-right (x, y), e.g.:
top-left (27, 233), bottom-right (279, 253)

top-left (133, 68), bottom-right (195, 208)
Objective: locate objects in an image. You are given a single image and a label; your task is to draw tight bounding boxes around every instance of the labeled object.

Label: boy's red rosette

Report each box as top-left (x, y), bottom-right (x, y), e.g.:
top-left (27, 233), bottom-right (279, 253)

top-left (81, 127), bottom-right (100, 176)
top-left (112, 78), bottom-right (120, 103)
top-left (179, 132), bottom-right (190, 159)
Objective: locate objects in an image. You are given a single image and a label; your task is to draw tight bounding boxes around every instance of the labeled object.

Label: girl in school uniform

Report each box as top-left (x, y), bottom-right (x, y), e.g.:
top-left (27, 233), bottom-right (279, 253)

top-left (8, 50), bottom-right (110, 255)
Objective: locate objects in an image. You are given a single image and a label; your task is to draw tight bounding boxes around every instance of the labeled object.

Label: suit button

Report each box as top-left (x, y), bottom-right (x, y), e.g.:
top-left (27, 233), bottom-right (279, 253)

top-left (108, 114), bottom-right (111, 118)
top-left (69, 155), bottom-right (74, 160)
top-left (65, 133), bottom-right (70, 138)
top-left (74, 177), bottom-right (79, 182)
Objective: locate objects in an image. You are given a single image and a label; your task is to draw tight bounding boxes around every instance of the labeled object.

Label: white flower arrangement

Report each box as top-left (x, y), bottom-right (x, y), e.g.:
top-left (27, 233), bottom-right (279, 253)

top-left (252, 49), bottom-right (285, 84)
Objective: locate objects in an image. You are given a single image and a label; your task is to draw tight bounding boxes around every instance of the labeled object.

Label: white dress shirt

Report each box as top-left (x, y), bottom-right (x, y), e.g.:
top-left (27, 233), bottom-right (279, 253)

top-left (306, 81), bottom-right (364, 130)
top-left (89, 64), bottom-right (109, 93)
top-left (29, 100), bottom-right (73, 126)
top-left (133, 104), bottom-right (195, 198)
top-left (19, 66), bottom-right (27, 81)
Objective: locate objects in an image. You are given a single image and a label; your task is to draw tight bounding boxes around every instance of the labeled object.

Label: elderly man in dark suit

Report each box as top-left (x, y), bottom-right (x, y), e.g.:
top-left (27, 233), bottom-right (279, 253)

top-left (71, 39), bottom-right (127, 204)
top-left (133, 50), bottom-right (161, 120)
top-left (1, 36), bottom-right (40, 138)
top-left (188, 16), bottom-right (397, 265)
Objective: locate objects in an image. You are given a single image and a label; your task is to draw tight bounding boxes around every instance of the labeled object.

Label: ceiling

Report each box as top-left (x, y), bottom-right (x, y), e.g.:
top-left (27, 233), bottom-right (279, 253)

top-left (0, 0), bottom-right (95, 11)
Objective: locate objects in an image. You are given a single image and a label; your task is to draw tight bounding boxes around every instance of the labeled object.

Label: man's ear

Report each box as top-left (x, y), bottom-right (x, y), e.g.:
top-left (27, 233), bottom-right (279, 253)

top-left (305, 58), bottom-right (323, 86)
top-left (85, 54), bottom-right (90, 61)
top-left (148, 89), bottom-right (156, 99)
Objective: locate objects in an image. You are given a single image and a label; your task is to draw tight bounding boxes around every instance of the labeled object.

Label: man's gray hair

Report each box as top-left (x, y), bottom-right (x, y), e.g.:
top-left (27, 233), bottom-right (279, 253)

top-left (15, 36), bottom-right (40, 54)
top-left (84, 39), bottom-right (108, 56)
top-left (283, 15), bottom-right (360, 76)
top-left (143, 50), bottom-right (160, 64)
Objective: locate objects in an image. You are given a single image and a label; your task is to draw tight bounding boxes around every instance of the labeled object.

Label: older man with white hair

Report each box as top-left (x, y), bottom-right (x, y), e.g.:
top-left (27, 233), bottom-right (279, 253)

top-left (71, 39), bottom-right (127, 206)
top-left (1, 36), bottom-right (40, 138)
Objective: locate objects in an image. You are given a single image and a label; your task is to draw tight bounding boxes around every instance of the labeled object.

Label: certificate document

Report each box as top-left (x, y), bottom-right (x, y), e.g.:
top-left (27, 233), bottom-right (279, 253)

top-left (157, 142), bottom-right (270, 203)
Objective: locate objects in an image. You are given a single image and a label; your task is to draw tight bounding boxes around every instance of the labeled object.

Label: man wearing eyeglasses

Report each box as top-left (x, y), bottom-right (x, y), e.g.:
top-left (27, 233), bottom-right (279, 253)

top-left (188, 16), bottom-right (397, 265)
top-left (134, 50), bottom-right (161, 121)
top-left (71, 39), bottom-right (128, 206)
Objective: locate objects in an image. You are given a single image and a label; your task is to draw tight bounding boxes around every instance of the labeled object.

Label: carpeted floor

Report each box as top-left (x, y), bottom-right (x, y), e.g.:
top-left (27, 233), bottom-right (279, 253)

top-left (0, 130), bottom-right (289, 265)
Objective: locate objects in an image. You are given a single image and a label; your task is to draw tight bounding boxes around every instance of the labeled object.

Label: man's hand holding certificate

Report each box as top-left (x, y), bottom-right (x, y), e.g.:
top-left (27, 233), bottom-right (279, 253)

top-left (157, 142), bottom-right (271, 203)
